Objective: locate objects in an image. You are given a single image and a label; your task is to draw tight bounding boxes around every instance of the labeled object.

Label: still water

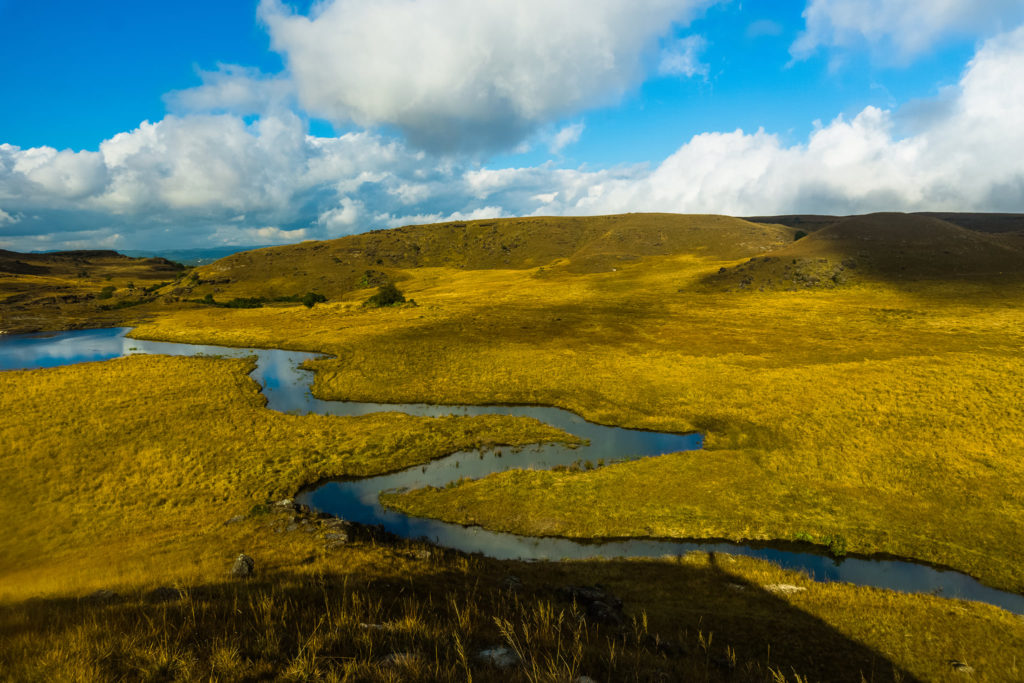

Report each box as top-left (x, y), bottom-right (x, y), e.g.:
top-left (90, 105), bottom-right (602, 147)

top-left (2, 326), bottom-right (1022, 613)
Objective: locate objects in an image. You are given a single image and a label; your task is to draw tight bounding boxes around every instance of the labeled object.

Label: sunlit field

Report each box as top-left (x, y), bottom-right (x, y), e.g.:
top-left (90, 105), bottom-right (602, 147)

top-left (4, 213), bottom-right (1024, 680)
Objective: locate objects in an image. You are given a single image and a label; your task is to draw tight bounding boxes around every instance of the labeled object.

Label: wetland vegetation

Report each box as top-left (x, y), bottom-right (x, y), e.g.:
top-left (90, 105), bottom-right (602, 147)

top-left (2, 212), bottom-right (1024, 680)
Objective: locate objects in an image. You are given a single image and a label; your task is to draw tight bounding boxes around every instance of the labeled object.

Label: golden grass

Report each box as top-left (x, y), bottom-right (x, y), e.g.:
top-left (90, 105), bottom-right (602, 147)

top-left (130, 251), bottom-right (1024, 594)
top-left (5, 212), bottom-right (1024, 679)
top-left (0, 354), bottom-right (574, 598)
top-left (8, 351), bottom-right (1021, 679)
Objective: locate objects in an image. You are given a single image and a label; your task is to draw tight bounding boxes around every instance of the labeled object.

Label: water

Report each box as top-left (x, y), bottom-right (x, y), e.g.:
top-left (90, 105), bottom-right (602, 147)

top-left (3, 327), bottom-right (1022, 614)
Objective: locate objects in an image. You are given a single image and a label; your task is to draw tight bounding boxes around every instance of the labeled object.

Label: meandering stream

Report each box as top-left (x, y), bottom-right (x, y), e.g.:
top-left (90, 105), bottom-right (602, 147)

top-left (3, 326), bottom-right (1022, 613)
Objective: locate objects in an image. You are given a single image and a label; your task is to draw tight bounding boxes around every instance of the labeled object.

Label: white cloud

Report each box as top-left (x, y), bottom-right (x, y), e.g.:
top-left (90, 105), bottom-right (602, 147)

top-left (318, 198), bottom-right (363, 236)
top-left (792, 0), bottom-right (1024, 61)
top-left (554, 25), bottom-right (1024, 215)
top-left (0, 208), bottom-right (20, 226)
top-left (209, 225), bottom-right (310, 246)
top-left (658, 35), bottom-right (709, 78)
top-left (2, 26), bottom-right (1024, 251)
top-left (549, 123), bottom-right (585, 154)
top-left (164, 64), bottom-right (294, 115)
top-left (258, 0), bottom-right (714, 152)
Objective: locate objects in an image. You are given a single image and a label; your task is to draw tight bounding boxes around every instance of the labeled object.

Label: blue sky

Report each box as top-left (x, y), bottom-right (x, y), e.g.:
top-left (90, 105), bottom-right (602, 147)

top-left (1, 0), bottom-right (1023, 250)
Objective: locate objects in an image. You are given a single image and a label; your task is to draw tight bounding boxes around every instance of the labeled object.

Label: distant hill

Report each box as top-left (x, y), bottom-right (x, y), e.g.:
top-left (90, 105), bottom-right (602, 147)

top-left (746, 212), bottom-right (1024, 234)
top-left (188, 213), bottom-right (794, 300)
top-left (121, 246), bottom-right (271, 266)
top-left (0, 249), bottom-right (183, 279)
top-left (710, 213), bottom-right (1024, 290)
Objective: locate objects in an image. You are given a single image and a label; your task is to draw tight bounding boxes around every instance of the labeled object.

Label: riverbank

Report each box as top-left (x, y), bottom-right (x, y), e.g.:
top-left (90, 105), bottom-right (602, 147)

top-left (127, 255), bottom-right (1024, 595)
top-left (2, 350), bottom-right (1023, 680)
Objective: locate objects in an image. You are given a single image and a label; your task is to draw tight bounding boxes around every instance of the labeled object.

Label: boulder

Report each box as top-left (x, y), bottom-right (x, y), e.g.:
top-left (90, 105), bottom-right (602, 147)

top-left (476, 646), bottom-right (521, 670)
top-left (557, 584), bottom-right (625, 626)
top-left (231, 553), bottom-right (255, 578)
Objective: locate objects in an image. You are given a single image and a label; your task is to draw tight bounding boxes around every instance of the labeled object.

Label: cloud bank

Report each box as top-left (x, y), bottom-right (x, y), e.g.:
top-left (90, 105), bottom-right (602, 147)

top-left (2, 11), bottom-right (1024, 251)
top-left (792, 0), bottom-right (1024, 60)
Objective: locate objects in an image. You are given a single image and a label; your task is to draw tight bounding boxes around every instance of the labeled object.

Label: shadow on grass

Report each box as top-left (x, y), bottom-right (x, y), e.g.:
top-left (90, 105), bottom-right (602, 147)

top-left (0, 546), bottom-right (920, 681)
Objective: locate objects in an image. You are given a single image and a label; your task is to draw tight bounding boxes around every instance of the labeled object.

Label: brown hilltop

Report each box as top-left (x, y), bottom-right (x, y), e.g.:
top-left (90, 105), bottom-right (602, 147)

top-left (191, 213), bottom-right (794, 300)
top-left (707, 212), bottom-right (1024, 291)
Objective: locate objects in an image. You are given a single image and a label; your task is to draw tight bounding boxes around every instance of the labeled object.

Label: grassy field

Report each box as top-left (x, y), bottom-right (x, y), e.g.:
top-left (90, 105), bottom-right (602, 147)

top-left (2, 352), bottom-right (1023, 681)
top-left (0, 354), bottom-right (576, 597)
top-left (128, 225), bottom-right (1024, 594)
top-left (0, 249), bottom-right (188, 333)
top-left (5, 212), bottom-right (1024, 680)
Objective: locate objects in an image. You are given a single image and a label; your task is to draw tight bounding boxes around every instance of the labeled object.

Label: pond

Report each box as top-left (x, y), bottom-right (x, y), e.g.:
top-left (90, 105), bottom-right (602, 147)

top-left (2, 326), bottom-right (1022, 614)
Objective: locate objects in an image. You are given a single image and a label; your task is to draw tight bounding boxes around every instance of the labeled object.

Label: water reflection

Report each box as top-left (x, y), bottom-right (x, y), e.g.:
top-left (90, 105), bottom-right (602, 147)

top-left (2, 327), bottom-right (1022, 614)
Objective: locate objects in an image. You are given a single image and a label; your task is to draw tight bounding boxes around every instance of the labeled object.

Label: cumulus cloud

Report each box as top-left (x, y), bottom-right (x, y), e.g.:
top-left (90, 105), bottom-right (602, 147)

top-left (658, 35), bottom-right (709, 78)
top-left (0, 208), bottom-right (20, 226)
top-left (164, 64), bottom-right (294, 115)
top-left (547, 25), bottom-right (1024, 215)
top-left (318, 197), bottom-right (363, 236)
top-left (257, 0), bottom-right (713, 153)
top-left (549, 123), bottom-right (585, 154)
top-left (792, 0), bottom-right (1024, 61)
top-left (2, 25), bottom-right (1024, 251)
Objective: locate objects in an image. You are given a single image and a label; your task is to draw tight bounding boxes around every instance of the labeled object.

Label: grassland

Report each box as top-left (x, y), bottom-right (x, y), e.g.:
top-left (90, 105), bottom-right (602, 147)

top-left (0, 354), bottom-right (576, 597)
top-left (127, 215), bottom-right (1024, 596)
top-left (2, 351), bottom-right (1023, 681)
top-left (0, 249), bottom-right (187, 333)
top-left (5, 212), bottom-right (1024, 680)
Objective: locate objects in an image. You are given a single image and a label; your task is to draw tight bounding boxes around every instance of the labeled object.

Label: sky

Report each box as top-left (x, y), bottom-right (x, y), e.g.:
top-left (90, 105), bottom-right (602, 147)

top-left (1, 0), bottom-right (1024, 251)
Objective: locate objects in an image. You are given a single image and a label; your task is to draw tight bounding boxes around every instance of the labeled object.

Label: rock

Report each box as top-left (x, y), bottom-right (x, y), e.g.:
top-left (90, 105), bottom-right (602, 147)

top-left (949, 660), bottom-right (975, 674)
top-left (324, 531), bottom-right (349, 548)
top-left (574, 677), bottom-right (598, 683)
top-left (274, 498), bottom-right (294, 509)
top-left (84, 589), bottom-right (122, 605)
top-left (764, 584), bottom-right (806, 595)
top-left (501, 575), bottom-right (524, 592)
top-left (557, 585), bottom-right (625, 626)
top-left (144, 586), bottom-right (182, 603)
top-left (225, 514), bottom-right (245, 524)
top-left (231, 553), bottom-right (255, 578)
top-left (476, 646), bottom-right (521, 670)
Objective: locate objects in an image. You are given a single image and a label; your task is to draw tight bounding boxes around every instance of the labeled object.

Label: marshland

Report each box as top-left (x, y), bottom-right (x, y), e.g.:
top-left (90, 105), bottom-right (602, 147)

top-left (2, 212), bottom-right (1024, 681)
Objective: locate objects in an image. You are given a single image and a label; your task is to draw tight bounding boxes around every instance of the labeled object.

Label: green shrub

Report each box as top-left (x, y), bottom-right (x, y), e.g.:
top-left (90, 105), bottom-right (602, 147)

top-left (301, 292), bottom-right (327, 309)
top-left (97, 286), bottom-right (116, 300)
top-left (364, 283), bottom-right (406, 308)
top-left (794, 230), bottom-right (808, 241)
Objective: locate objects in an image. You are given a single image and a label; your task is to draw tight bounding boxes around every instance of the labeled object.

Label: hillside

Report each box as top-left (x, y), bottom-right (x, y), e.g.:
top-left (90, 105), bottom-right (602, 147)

top-left (184, 213), bottom-right (794, 300)
top-left (0, 250), bottom-right (185, 333)
top-left (707, 212), bottom-right (1024, 291)
top-left (746, 212), bottom-right (1024, 234)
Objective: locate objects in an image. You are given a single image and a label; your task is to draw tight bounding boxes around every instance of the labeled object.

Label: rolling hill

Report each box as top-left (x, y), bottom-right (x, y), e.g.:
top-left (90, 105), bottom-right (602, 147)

top-left (708, 213), bottom-right (1024, 291)
top-left (184, 213), bottom-right (795, 300)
